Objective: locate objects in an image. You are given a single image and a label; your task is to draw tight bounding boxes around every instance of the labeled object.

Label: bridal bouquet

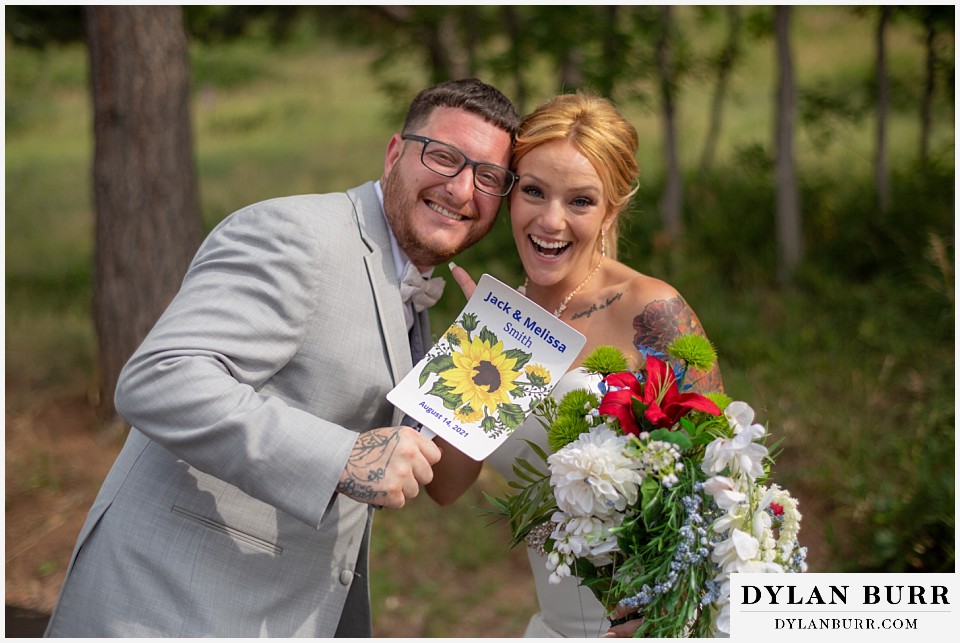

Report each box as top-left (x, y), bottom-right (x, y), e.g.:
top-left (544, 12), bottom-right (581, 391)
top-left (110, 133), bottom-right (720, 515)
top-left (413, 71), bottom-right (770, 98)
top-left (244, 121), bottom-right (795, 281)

top-left (485, 336), bottom-right (807, 637)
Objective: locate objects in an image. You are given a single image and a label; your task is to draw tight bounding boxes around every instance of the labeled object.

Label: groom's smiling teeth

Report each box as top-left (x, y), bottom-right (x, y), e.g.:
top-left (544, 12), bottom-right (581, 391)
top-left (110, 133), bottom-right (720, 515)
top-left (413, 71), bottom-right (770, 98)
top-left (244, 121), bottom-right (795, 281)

top-left (530, 234), bottom-right (571, 258)
top-left (427, 201), bottom-right (467, 221)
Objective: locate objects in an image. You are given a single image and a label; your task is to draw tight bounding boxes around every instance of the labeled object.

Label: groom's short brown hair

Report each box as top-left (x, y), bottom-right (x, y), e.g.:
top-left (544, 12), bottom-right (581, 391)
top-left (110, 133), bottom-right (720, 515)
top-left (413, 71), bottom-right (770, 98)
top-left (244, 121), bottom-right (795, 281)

top-left (402, 78), bottom-right (520, 141)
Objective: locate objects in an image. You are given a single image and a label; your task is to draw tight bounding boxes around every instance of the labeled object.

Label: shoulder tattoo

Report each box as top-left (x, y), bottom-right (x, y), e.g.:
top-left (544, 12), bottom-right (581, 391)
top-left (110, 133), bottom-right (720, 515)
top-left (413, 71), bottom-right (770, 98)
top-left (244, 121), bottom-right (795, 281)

top-left (633, 297), bottom-right (724, 393)
top-left (632, 297), bottom-right (700, 354)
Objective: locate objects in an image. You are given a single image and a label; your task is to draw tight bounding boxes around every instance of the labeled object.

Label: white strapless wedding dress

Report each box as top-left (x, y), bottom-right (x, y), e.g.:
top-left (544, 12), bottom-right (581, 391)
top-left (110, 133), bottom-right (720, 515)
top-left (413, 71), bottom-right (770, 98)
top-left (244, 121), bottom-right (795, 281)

top-left (486, 368), bottom-right (611, 638)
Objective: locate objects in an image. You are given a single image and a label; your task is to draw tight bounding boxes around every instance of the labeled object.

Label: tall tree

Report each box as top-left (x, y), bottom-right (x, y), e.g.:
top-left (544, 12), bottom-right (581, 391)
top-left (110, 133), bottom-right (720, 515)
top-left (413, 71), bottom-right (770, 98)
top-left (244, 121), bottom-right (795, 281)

top-left (86, 6), bottom-right (202, 421)
top-left (774, 6), bottom-right (802, 286)
top-left (874, 6), bottom-right (892, 214)
top-left (919, 8), bottom-right (936, 166)
top-left (914, 6), bottom-right (952, 165)
top-left (698, 6), bottom-right (742, 179)
top-left (596, 5), bottom-right (622, 97)
top-left (498, 5), bottom-right (530, 114)
top-left (656, 6), bottom-right (683, 242)
top-left (530, 6), bottom-right (589, 92)
top-left (372, 6), bottom-right (471, 83)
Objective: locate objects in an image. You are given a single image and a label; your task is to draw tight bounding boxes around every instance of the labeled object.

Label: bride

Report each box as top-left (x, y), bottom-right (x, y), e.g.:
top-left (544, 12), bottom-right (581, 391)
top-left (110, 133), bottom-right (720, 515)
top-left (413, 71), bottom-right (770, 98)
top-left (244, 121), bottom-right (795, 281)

top-left (426, 92), bottom-right (724, 638)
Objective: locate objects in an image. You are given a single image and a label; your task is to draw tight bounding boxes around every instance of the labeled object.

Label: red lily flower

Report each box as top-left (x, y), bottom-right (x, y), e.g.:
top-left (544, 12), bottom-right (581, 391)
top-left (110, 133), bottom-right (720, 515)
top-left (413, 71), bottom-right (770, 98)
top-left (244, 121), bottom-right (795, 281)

top-left (597, 372), bottom-right (644, 436)
top-left (641, 355), bottom-right (721, 428)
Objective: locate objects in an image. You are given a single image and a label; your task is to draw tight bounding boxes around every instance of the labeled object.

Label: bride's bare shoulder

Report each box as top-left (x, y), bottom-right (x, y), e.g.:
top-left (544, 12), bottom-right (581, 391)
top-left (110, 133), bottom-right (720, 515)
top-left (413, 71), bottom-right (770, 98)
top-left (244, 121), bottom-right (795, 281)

top-left (617, 268), bottom-right (682, 308)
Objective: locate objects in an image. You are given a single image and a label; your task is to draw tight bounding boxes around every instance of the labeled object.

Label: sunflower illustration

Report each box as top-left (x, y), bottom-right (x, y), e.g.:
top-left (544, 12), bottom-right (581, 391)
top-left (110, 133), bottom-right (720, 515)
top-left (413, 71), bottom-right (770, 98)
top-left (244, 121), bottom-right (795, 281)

top-left (453, 403), bottom-right (484, 424)
top-left (524, 363), bottom-right (551, 386)
top-left (441, 336), bottom-right (522, 414)
top-left (444, 324), bottom-right (468, 347)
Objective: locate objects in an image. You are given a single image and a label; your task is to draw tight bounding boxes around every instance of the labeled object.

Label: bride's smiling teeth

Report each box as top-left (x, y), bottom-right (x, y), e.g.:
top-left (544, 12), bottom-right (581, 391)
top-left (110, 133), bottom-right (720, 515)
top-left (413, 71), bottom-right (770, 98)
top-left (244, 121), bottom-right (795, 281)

top-left (428, 201), bottom-right (466, 221)
top-left (530, 234), bottom-right (571, 257)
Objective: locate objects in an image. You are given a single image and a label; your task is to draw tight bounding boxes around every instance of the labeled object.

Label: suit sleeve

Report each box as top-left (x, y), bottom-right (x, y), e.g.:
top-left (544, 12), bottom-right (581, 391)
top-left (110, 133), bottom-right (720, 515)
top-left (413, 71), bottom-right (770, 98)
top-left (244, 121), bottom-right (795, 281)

top-left (114, 200), bottom-right (357, 529)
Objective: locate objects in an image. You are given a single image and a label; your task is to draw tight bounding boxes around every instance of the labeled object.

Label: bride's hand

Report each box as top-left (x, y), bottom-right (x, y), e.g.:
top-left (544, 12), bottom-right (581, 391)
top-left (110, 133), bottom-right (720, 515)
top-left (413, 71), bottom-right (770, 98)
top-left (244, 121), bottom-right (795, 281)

top-left (448, 262), bottom-right (477, 299)
top-left (604, 604), bottom-right (643, 638)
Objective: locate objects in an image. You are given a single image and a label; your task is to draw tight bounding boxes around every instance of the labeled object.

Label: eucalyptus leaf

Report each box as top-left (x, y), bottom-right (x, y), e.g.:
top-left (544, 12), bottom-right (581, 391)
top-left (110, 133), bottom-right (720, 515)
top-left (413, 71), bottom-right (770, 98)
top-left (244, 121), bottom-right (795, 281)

top-left (514, 457), bottom-right (547, 479)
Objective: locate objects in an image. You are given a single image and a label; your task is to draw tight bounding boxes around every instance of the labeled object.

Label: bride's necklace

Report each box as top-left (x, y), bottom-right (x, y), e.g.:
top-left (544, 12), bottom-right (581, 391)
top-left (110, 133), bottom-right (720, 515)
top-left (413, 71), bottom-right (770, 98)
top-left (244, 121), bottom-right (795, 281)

top-left (525, 257), bottom-right (603, 319)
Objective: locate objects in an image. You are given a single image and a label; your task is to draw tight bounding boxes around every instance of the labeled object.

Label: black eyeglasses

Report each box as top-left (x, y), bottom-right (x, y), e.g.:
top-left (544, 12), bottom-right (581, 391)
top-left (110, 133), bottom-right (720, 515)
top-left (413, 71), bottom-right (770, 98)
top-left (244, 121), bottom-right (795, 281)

top-left (402, 134), bottom-right (517, 197)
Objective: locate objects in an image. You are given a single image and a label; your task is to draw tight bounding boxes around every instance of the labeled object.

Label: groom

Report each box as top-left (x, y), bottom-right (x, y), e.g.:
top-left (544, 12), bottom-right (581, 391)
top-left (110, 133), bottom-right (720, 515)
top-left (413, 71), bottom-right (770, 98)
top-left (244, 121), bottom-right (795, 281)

top-left (44, 78), bottom-right (520, 637)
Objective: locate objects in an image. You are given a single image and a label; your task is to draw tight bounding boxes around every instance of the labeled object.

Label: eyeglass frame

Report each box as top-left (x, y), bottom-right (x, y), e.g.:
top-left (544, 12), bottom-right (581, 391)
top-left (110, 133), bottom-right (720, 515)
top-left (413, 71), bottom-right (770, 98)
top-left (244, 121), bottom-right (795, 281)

top-left (401, 134), bottom-right (518, 197)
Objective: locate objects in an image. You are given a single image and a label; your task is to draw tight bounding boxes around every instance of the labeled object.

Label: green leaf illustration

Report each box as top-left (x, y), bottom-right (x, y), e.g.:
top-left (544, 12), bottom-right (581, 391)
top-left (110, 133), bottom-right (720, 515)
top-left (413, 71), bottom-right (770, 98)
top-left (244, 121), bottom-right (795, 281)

top-left (460, 312), bottom-right (478, 332)
top-left (497, 402), bottom-right (526, 429)
top-left (478, 325), bottom-right (499, 346)
top-left (481, 415), bottom-right (497, 434)
top-left (526, 373), bottom-right (547, 387)
top-left (427, 379), bottom-right (462, 410)
top-left (419, 353), bottom-right (455, 387)
top-left (503, 347), bottom-right (532, 370)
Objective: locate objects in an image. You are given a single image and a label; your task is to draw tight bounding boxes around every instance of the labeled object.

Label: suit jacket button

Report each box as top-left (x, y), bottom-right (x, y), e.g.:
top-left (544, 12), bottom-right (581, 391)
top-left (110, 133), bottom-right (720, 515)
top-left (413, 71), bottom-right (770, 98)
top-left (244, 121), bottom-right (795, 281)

top-left (339, 569), bottom-right (354, 585)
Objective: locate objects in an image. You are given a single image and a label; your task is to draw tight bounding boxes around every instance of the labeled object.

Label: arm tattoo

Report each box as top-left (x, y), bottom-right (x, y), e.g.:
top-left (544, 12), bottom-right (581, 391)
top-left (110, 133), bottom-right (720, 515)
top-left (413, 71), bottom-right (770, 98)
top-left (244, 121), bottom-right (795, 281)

top-left (633, 297), bottom-right (724, 393)
top-left (336, 430), bottom-right (399, 502)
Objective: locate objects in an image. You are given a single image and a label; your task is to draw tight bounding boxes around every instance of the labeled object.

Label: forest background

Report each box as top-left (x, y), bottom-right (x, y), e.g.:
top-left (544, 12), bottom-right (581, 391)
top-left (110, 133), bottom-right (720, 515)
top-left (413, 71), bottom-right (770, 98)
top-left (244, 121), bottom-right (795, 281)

top-left (4, 5), bottom-right (955, 637)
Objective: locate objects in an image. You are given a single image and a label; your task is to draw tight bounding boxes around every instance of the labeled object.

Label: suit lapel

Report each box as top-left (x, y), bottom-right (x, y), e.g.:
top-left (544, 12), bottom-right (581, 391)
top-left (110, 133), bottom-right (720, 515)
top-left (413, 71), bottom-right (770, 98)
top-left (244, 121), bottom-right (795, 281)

top-left (347, 183), bottom-right (411, 426)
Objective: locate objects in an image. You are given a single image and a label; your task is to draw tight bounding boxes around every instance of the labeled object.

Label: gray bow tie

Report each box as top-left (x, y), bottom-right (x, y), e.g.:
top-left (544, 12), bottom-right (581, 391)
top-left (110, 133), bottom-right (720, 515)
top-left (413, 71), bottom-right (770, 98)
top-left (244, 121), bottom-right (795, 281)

top-left (399, 263), bottom-right (445, 313)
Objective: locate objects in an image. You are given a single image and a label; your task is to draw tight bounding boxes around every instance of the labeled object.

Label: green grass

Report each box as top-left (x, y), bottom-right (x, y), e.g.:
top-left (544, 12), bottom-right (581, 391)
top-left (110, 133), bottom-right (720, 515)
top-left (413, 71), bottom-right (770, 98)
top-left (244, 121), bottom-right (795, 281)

top-left (4, 5), bottom-right (954, 633)
top-left (368, 473), bottom-right (539, 636)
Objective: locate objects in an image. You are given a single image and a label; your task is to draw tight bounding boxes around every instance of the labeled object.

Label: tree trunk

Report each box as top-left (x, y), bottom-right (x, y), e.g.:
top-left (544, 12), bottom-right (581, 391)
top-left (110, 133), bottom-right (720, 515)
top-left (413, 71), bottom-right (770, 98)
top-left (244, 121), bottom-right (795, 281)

top-left (375, 6), bottom-right (463, 83)
top-left (919, 10), bottom-right (936, 165)
top-left (657, 5), bottom-right (683, 242)
top-left (558, 47), bottom-right (585, 91)
top-left (774, 6), bottom-right (802, 287)
top-left (86, 6), bottom-right (202, 422)
top-left (874, 6), bottom-right (891, 214)
top-left (500, 5), bottom-right (528, 114)
top-left (698, 6), bottom-right (741, 179)
top-left (435, 10), bottom-right (470, 80)
top-left (598, 5), bottom-right (620, 97)
top-left (461, 6), bottom-right (480, 77)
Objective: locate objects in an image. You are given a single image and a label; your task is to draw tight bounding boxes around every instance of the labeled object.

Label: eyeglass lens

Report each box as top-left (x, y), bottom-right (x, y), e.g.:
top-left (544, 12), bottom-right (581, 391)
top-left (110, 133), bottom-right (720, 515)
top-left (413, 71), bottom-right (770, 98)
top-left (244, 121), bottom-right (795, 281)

top-left (420, 139), bottom-right (513, 196)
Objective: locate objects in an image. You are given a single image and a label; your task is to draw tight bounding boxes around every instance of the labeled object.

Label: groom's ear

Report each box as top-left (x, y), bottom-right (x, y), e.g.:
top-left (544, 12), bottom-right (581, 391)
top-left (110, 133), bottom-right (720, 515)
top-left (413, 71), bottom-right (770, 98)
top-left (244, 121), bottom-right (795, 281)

top-left (383, 134), bottom-right (405, 178)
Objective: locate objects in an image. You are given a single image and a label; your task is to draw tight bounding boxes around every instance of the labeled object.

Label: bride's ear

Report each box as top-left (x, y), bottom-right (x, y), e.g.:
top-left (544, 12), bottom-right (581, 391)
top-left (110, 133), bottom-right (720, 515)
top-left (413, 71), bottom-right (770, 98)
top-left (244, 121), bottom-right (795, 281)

top-left (602, 211), bottom-right (618, 232)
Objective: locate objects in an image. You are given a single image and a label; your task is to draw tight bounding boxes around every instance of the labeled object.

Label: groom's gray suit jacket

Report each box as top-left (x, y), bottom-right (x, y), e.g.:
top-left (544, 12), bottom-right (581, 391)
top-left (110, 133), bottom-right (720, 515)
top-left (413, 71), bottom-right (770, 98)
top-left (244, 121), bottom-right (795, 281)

top-left (45, 182), bottom-right (431, 637)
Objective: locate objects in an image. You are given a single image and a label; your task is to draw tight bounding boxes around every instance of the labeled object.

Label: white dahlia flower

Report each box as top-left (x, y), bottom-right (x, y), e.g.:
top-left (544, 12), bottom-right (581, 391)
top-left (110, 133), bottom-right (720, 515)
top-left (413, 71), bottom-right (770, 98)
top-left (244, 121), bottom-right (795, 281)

top-left (547, 426), bottom-right (644, 519)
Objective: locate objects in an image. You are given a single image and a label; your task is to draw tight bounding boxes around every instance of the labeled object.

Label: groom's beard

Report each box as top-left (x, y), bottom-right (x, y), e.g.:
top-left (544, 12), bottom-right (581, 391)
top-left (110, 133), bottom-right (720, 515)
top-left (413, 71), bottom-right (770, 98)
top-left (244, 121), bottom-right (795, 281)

top-left (381, 165), bottom-right (495, 269)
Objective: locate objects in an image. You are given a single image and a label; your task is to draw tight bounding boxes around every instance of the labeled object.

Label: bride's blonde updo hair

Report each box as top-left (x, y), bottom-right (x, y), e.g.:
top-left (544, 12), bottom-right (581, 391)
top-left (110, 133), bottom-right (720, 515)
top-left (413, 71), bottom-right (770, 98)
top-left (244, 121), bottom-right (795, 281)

top-left (511, 92), bottom-right (640, 260)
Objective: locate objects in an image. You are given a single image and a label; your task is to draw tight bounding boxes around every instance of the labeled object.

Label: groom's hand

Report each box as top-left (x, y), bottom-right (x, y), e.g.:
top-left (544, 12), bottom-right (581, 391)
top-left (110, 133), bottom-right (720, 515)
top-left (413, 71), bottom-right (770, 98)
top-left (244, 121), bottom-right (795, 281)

top-left (336, 426), bottom-right (442, 509)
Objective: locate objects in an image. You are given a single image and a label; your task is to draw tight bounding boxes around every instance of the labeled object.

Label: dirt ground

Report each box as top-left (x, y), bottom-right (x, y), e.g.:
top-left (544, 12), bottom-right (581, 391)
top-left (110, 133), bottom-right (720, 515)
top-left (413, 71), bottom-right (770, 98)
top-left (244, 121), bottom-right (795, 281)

top-left (4, 390), bottom-right (125, 635)
top-left (3, 389), bottom-right (538, 638)
top-left (4, 388), bottom-right (828, 638)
